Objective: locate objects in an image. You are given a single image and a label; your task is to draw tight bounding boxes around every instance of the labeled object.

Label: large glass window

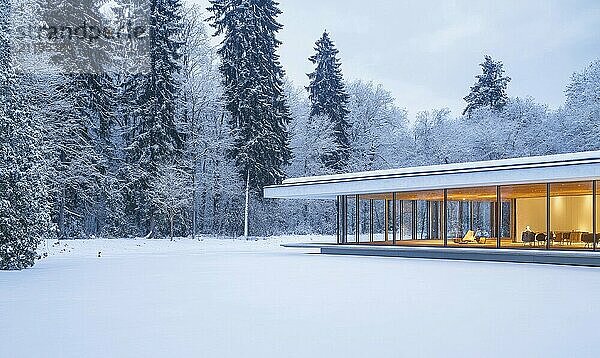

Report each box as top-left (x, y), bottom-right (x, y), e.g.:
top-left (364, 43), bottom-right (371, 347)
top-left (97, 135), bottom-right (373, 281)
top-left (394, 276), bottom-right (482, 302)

top-left (346, 195), bottom-right (357, 243)
top-left (550, 182), bottom-right (593, 250)
top-left (372, 196), bottom-right (386, 243)
top-left (415, 200), bottom-right (429, 240)
top-left (430, 201), bottom-right (443, 241)
top-left (500, 184), bottom-right (547, 249)
top-left (402, 200), bottom-right (414, 241)
top-left (358, 196), bottom-right (371, 243)
top-left (394, 196), bottom-right (403, 242)
top-left (386, 198), bottom-right (394, 243)
top-left (446, 186), bottom-right (498, 248)
top-left (336, 196), bottom-right (346, 244)
top-left (394, 190), bottom-right (444, 247)
top-left (593, 182), bottom-right (600, 250)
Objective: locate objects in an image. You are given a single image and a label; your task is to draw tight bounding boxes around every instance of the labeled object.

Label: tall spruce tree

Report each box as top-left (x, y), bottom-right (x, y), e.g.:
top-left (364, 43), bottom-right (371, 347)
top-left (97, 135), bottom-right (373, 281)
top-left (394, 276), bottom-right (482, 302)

top-left (0, 1), bottom-right (51, 269)
top-left (307, 31), bottom-right (350, 171)
top-left (126, 0), bottom-right (183, 236)
top-left (208, 0), bottom-right (293, 236)
top-left (463, 55), bottom-right (511, 117)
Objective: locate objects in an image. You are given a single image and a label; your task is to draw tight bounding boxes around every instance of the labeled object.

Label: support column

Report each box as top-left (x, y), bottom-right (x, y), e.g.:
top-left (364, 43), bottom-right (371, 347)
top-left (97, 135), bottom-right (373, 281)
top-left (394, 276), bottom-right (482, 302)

top-left (438, 201), bottom-right (442, 241)
top-left (355, 195), bottom-right (360, 244)
top-left (384, 199), bottom-right (389, 243)
top-left (392, 193), bottom-right (397, 245)
top-left (399, 200), bottom-right (404, 241)
top-left (594, 181), bottom-right (597, 251)
top-left (369, 199), bottom-right (374, 242)
top-left (443, 190), bottom-right (448, 247)
top-left (342, 196), bottom-right (347, 244)
top-left (546, 183), bottom-right (551, 250)
top-left (490, 203), bottom-right (495, 243)
top-left (511, 199), bottom-right (517, 243)
top-left (496, 186), bottom-right (501, 248)
top-left (336, 196), bottom-right (340, 245)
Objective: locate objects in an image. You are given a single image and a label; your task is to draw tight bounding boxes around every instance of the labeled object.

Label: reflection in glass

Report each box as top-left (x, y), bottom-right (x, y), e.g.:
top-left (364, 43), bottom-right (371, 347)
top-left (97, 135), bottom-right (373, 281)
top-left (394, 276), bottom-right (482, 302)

top-left (446, 186), bottom-right (497, 248)
top-left (358, 196), bottom-right (371, 243)
top-left (346, 195), bottom-right (357, 243)
top-left (373, 199), bottom-right (385, 242)
top-left (394, 190), bottom-right (444, 247)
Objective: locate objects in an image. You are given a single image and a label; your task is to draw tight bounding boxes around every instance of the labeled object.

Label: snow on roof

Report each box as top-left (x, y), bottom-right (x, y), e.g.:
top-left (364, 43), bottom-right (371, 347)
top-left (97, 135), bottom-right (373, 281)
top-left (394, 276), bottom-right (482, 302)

top-left (264, 150), bottom-right (600, 199)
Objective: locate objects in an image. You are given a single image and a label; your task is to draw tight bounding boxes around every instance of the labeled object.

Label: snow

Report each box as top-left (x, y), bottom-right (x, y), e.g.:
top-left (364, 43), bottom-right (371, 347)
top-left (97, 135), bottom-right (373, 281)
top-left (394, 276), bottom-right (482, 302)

top-left (265, 150), bottom-right (600, 199)
top-left (281, 149), bottom-right (600, 185)
top-left (1, 236), bottom-right (600, 357)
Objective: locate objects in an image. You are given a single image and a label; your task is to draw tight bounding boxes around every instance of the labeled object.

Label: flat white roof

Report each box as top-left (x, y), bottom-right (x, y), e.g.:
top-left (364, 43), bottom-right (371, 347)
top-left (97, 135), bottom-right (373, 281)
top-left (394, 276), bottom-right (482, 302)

top-left (264, 150), bottom-right (600, 199)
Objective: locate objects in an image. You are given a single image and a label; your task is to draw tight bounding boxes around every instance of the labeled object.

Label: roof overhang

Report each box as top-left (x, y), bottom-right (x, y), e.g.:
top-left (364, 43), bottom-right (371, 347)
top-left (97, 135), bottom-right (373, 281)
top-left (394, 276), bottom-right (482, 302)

top-left (264, 151), bottom-right (600, 199)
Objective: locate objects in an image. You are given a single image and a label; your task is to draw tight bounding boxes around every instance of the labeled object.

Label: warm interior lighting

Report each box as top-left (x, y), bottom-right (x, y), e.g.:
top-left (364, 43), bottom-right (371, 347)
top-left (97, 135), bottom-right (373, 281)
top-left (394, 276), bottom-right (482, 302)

top-left (347, 181), bottom-right (598, 250)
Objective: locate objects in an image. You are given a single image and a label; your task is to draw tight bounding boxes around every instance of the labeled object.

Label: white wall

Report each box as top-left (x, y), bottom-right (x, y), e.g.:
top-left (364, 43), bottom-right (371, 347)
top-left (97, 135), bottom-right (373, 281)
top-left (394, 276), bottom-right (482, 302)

top-left (516, 195), bottom-right (594, 240)
top-left (550, 195), bottom-right (592, 233)
top-left (516, 198), bottom-right (547, 236)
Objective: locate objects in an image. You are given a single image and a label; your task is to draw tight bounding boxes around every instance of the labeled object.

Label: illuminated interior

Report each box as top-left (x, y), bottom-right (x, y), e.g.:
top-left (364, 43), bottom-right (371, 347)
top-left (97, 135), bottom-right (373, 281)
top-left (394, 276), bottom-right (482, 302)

top-left (337, 181), bottom-right (598, 251)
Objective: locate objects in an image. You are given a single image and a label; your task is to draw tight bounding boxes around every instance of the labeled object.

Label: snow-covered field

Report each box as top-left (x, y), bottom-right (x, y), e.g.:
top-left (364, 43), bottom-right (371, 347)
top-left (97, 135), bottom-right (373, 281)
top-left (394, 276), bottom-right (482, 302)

top-left (1, 236), bottom-right (600, 357)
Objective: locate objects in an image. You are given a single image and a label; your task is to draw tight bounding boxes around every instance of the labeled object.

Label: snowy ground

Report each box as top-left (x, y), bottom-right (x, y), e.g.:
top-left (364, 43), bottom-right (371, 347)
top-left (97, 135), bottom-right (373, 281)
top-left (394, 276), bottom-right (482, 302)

top-left (2, 236), bottom-right (600, 357)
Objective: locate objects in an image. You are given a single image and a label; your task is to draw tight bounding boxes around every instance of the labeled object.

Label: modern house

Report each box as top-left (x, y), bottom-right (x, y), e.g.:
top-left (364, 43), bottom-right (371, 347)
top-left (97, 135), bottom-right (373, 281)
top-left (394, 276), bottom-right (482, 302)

top-left (264, 151), bottom-right (600, 265)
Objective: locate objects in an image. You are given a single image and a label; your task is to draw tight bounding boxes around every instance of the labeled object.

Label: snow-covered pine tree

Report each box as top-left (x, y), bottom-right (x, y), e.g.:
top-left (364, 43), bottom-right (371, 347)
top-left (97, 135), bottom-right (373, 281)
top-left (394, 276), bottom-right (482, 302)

top-left (42, 0), bottom-right (117, 238)
top-left (0, 1), bottom-right (51, 269)
top-left (126, 0), bottom-right (183, 236)
top-left (208, 0), bottom-right (293, 236)
top-left (177, 4), bottom-right (243, 238)
top-left (307, 31), bottom-right (351, 172)
top-left (463, 55), bottom-right (511, 117)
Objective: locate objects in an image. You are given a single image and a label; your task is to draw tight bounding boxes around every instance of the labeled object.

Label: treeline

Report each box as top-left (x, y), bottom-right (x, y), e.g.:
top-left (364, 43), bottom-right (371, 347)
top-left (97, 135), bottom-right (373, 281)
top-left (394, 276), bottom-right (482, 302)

top-left (0, 0), bottom-right (599, 269)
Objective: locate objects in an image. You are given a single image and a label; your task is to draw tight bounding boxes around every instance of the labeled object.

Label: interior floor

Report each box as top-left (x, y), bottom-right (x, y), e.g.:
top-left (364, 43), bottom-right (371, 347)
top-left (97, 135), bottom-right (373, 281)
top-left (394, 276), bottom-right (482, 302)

top-left (348, 238), bottom-right (596, 251)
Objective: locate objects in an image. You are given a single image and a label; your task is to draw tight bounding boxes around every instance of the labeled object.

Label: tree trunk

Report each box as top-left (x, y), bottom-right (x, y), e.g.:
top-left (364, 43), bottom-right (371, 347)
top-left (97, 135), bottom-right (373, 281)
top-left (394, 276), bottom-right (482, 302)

top-left (170, 215), bottom-right (174, 241)
top-left (58, 186), bottom-right (65, 239)
top-left (192, 169), bottom-right (197, 241)
top-left (244, 169), bottom-right (250, 237)
top-left (148, 215), bottom-right (155, 239)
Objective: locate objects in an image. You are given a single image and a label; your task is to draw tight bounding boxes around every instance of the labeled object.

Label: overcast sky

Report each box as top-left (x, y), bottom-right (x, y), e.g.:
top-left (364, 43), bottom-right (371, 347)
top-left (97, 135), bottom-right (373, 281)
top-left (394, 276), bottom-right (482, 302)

top-left (193, 0), bottom-right (600, 118)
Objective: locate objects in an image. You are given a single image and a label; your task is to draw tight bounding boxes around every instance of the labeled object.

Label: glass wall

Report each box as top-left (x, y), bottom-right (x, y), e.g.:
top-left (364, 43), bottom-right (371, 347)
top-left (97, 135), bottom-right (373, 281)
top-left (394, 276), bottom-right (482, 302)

top-left (415, 200), bottom-right (429, 240)
top-left (401, 200), bottom-right (414, 241)
top-left (358, 196), bottom-right (371, 243)
top-left (394, 196), bottom-right (403, 243)
top-left (430, 201), bottom-right (443, 241)
top-left (596, 181), bottom-right (600, 249)
top-left (337, 181), bottom-right (600, 251)
top-left (394, 190), bottom-right (444, 247)
top-left (446, 186), bottom-right (498, 248)
top-left (500, 184), bottom-right (547, 249)
top-left (386, 198), bottom-right (394, 243)
top-left (346, 195), bottom-right (357, 243)
top-left (372, 196), bottom-right (386, 243)
top-left (336, 196), bottom-right (345, 244)
top-left (550, 182), bottom-right (593, 250)
top-left (350, 194), bottom-right (385, 243)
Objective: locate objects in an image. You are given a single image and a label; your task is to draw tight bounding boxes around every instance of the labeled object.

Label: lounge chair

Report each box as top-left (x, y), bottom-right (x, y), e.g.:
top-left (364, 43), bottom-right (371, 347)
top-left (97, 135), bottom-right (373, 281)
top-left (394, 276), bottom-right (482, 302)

top-left (454, 230), bottom-right (477, 244)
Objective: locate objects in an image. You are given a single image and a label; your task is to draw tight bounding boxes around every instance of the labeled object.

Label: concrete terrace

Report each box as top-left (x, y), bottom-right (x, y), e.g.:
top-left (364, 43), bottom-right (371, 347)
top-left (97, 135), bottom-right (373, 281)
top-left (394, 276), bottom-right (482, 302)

top-left (283, 243), bottom-right (600, 267)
